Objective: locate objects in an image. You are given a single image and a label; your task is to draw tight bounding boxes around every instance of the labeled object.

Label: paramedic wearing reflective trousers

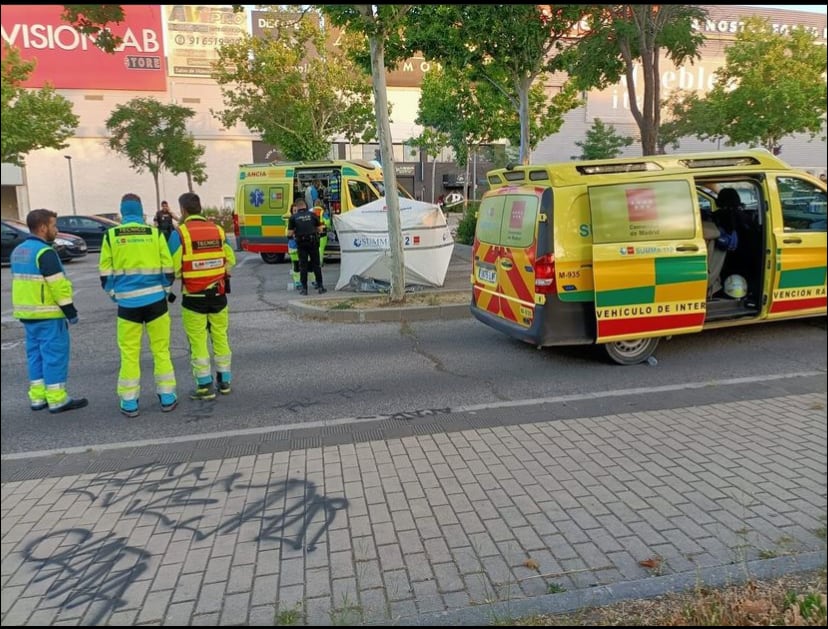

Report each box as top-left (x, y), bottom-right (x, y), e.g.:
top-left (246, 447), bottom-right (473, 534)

top-left (287, 198), bottom-right (326, 295)
top-left (11, 209), bottom-right (88, 413)
top-left (168, 192), bottom-right (236, 400)
top-left (99, 194), bottom-right (178, 418)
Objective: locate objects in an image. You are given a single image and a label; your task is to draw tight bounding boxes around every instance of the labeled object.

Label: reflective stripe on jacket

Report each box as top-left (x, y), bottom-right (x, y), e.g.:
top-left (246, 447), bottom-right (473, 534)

top-left (99, 222), bottom-right (174, 308)
top-left (11, 238), bottom-right (72, 320)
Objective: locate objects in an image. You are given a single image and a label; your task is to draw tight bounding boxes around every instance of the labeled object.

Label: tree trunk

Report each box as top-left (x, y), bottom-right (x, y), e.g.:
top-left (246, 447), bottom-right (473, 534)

top-left (518, 76), bottom-right (532, 164)
top-left (153, 171), bottom-right (160, 218)
top-left (431, 157), bottom-right (437, 204)
top-left (464, 149), bottom-right (470, 211)
top-left (186, 171), bottom-right (193, 193)
top-left (368, 25), bottom-right (405, 303)
top-left (472, 147), bottom-right (477, 202)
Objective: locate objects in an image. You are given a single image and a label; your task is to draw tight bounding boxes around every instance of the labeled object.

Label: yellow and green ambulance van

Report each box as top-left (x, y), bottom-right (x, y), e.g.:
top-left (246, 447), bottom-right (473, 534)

top-left (470, 150), bottom-right (827, 364)
top-left (234, 159), bottom-right (411, 264)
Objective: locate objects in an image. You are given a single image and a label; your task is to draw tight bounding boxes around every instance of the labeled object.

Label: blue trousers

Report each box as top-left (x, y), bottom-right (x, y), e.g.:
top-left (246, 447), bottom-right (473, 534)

top-left (24, 319), bottom-right (70, 409)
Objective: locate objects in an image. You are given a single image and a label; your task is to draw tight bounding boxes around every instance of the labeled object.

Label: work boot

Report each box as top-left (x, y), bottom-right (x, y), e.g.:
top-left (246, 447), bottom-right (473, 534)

top-left (317, 286), bottom-right (327, 294)
top-left (217, 372), bottom-right (231, 395)
top-left (299, 287), bottom-right (308, 296)
top-left (190, 384), bottom-right (216, 401)
top-left (50, 397), bottom-right (89, 414)
top-left (159, 393), bottom-right (178, 412)
top-left (119, 400), bottom-right (139, 418)
top-left (30, 401), bottom-right (48, 411)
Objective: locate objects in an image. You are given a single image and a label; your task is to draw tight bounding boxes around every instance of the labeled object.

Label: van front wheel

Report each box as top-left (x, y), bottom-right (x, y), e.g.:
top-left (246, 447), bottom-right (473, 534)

top-left (604, 337), bottom-right (659, 365)
top-left (260, 252), bottom-right (285, 264)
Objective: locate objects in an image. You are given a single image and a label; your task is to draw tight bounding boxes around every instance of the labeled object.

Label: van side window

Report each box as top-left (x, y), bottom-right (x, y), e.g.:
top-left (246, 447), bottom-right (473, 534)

top-left (777, 177), bottom-right (827, 231)
top-left (589, 180), bottom-right (695, 243)
top-left (348, 180), bottom-right (377, 207)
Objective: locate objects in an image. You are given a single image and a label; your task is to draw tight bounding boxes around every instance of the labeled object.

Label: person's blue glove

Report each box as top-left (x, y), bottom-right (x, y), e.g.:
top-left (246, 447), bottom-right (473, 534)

top-left (68, 316), bottom-right (79, 325)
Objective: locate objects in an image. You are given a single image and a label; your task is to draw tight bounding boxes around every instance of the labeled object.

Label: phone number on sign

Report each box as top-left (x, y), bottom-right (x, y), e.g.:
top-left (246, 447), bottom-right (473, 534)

top-left (174, 34), bottom-right (243, 47)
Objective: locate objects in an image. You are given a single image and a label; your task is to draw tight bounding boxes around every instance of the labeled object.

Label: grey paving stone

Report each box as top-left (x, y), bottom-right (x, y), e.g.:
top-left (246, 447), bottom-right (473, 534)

top-left (359, 587), bottom-right (390, 623)
top-left (250, 573), bottom-right (279, 607)
top-left (195, 581), bottom-right (226, 615)
top-left (248, 604), bottom-right (276, 626)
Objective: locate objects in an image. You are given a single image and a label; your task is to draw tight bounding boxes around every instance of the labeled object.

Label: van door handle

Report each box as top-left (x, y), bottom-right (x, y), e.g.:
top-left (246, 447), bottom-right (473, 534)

top-left (500, 259), bottom-right (513, 270)
top-left (676, 244), bottom-right (699, 252)
top-left (783, 237), bottom-right (802, 244)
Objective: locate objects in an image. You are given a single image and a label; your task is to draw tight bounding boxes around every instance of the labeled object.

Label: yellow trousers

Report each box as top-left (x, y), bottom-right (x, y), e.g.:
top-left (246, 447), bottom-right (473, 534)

top-left (182, 305), bottom-right (231, 386)
top-left (117, 313), bottom-right (176, 402)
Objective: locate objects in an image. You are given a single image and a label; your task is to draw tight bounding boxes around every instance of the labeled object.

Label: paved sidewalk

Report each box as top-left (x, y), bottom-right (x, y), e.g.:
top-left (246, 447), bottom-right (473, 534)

top-left (1, 391), bottom-right (826, 626)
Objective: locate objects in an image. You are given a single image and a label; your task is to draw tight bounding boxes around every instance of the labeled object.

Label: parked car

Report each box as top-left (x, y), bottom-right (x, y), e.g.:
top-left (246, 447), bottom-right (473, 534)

top-left (56, 214), bottom-right (120, 251)
top-left (1, 219), bottom-right (88, 265)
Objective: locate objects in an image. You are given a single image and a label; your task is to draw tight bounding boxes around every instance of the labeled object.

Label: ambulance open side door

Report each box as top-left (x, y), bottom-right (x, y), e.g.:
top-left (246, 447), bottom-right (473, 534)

top-left (589, 176), bottom-right (709, 343)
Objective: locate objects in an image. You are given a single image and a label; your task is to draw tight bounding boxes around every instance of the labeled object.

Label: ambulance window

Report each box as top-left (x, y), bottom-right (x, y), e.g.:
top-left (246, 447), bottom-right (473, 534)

top-left (475, 194), bottom-right (539, 247)
top-left (348, 180), bottom-right (377, 207)
top-left (476, 196), bottom-right (506, 244)
top-left (777, 177), bottom-right (826, 231)
top-left (589, 180), bottom-right (695, 243)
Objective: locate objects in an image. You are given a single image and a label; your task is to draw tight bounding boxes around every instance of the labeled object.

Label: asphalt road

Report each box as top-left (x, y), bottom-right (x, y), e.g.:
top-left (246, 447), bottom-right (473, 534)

top-left (2, 251), bottom-right (826, 455)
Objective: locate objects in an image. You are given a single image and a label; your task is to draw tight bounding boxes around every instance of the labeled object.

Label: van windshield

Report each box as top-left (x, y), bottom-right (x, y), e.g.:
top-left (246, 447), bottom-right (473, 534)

top-left (373, 180), bottom-right (414, 199)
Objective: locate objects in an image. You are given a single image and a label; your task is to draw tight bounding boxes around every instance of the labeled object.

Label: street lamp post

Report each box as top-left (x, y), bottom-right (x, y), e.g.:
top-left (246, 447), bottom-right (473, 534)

top-left (64, 155), bottom-right (77, 215)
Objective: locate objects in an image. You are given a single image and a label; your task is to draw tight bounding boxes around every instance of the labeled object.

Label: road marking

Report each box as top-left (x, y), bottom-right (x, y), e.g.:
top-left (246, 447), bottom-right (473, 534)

top-left (2, 370), bottom-right (824, 460)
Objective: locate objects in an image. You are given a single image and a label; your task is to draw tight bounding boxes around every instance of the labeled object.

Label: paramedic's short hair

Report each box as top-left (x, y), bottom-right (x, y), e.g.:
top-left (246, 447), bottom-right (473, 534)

top-left (293, 199), bottom-right (307, 210)
top-left (179, 192), bottom-right (202, 214)
top-left (27, 209), bottom-right (57, 232)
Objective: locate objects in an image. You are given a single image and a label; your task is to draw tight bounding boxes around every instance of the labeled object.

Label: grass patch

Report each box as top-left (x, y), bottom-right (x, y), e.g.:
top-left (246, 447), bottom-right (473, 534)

top-left (511, 569), bottom-right (826, 626)
top-left (275, 604), bottom-right (302, 625)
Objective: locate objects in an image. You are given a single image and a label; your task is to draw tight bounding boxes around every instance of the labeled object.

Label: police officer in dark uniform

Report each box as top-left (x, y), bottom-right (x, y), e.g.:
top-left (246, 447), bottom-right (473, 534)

top-left (286, 198), bottom-right (326, 295)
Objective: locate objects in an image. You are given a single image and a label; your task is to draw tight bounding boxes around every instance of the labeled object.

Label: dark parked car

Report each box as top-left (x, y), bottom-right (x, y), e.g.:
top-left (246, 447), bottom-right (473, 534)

top-left (56, 214), bottom-right (120, 251)
top-left (1, 219), bottom-right (88, 265)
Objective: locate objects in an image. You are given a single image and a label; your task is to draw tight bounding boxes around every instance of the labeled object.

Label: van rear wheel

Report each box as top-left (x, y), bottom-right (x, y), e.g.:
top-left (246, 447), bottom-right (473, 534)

top-left (260, 252), bottom-right (285, 264)
top-left (604, 337), bottom-right (659, 365)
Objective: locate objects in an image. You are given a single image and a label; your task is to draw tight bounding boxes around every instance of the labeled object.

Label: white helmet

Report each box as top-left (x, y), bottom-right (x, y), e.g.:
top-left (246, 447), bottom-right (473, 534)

top-left (724, 274), bottom-right (747, 299)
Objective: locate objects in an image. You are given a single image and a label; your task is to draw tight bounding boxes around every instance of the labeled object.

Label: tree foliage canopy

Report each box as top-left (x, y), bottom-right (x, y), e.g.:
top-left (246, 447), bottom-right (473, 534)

top-left (401, 4), bottom-right (588, 164)
top-left (1, 45), bottom-right (79, 166)
top-left (566, 4), bottom-right (707, 155)
top-left (572, 118), bottom-right (633, 160)
top-left (105, 98), bottom-right (203, 208)
top-left (212, 11), bottom-right (376, 161)
top-left (662, 16), bottom-right (827, 153)
top-left (61, 5), bottom-right (126, 53)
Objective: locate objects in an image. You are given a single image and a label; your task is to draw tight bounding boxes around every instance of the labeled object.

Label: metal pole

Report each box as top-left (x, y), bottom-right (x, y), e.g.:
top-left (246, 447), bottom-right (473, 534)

top-left (65, 156), bottom-right (77, 215)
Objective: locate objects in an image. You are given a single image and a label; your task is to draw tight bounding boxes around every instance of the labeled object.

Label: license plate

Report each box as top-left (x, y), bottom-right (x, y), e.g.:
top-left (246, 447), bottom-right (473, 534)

top-left (477, 266), bottom-right (496, 283)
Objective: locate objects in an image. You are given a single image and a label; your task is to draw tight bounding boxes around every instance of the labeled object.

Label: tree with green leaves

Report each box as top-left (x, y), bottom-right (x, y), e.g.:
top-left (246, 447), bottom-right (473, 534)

top-left (321, 5), bottom-right (412, 303)
top-left (211, 11), bottom-right (376, 161)
top-left (105, 98), bottom-right (203, 210)
top-left (405, 127), bottom-right (450, 204)
top-left (61, 5), bottom-right (126, 53)
top-left (402, 5), bottom-right (587, 165)
top-left (662, 16), bottom-right (827, 154)
top-left (566, 5), bottom-right (707, 156)
top-left (1, 45), bottom-right (79, 166)
top-left (164, 133), bottom-right (207, 193)
top-left (572, 118), bottom-right (633, 160)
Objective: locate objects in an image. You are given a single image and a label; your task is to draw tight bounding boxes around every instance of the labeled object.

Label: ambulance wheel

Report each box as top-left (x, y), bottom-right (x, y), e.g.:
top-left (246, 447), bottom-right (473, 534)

top-left (604, 337), bottom-right (659, 365)
top-left (260, 252), bottom-right (285, 264)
